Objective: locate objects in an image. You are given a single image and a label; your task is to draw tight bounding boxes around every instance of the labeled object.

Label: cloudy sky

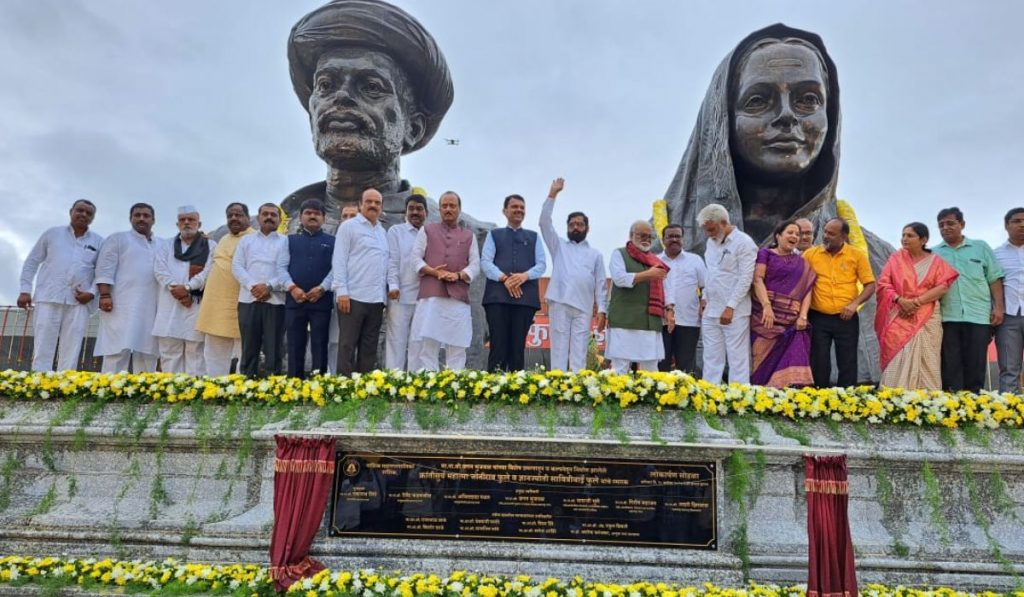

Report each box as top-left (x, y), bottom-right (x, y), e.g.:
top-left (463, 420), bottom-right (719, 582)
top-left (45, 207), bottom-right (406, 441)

top-left (3, 0), bottom-right (1023, 304)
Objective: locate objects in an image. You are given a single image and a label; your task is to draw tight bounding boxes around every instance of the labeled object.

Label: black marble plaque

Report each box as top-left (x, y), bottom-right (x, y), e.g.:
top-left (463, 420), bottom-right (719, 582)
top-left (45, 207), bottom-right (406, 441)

top-left (329, 453), bottom-right (716, 549)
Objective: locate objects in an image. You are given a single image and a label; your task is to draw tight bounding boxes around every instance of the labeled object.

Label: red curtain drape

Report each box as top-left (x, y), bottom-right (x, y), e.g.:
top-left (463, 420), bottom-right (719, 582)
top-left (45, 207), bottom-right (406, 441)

top-left (804, 455), bottom-right (858, 597)
top-left (269, 435), bottom-right (336, 592)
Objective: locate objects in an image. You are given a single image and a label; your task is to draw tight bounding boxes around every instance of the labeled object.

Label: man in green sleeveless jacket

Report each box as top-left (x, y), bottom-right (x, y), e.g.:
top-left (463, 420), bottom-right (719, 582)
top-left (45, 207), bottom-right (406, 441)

top-left (605, 221), bottom-right (674, 373)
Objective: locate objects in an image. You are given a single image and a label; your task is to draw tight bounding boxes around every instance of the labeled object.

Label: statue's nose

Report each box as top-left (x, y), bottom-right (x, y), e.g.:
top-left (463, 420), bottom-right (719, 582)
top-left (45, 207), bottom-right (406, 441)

top-left (772, 100), bottom-right (798, 129)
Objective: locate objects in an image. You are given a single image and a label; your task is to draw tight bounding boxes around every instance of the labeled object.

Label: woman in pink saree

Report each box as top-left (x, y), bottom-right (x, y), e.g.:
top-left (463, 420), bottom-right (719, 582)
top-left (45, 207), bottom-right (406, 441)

top-left (875, 223), bottom-right (959, 390)
top-left (751, 220), bottom-right (817, 387)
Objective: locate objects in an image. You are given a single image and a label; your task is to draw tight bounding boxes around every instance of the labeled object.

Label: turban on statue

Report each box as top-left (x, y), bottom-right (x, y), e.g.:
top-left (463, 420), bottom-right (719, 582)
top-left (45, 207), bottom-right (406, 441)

top-left (287, 0), bottom-right (454, 153)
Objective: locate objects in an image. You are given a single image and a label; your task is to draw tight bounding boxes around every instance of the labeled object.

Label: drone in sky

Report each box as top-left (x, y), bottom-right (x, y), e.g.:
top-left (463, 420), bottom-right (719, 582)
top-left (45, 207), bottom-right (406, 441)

top-left (444, 138), bottom-right (460, 146)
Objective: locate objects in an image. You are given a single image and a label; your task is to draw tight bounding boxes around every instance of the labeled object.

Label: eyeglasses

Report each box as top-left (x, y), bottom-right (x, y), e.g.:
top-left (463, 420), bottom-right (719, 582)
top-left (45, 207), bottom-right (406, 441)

top-left (632, 233), bottom-right (653, 241)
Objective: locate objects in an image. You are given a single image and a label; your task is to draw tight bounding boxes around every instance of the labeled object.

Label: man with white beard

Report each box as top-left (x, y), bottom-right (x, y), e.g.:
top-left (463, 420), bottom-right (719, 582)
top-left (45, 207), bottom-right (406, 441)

top-left (152, 206), bottom-right (215, 375)
top-left (605, 221), bottom-right (672, 374)
top-left (95, 203), bottom-right (160, 373)
top-left (699, 203), bottom-right (757, 384)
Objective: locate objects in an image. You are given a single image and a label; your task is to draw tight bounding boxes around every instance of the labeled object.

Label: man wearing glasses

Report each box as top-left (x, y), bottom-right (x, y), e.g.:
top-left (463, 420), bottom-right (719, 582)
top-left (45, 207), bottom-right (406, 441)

top-left (605, 221), bottom-right (673, 373)
top-left (699, 203), bottom-right (758, 384)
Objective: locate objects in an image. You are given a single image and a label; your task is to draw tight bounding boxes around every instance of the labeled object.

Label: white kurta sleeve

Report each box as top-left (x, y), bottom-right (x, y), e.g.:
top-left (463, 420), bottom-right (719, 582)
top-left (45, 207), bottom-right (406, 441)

top-left (231, 236), bottom-right (255, 290)
top-left (609, 249), bottom-right (635, 289)
top-left (19, 229), bottom-right (49, 293)
top-left (189, 239), bottom-right (217, 291)
top-left (594, 252), bottom-right (609, 313)
top-left (152, 239), bottom-right (175, 288)
top-left (94, 233), bottom-right (121, 286)
top-left (463, 234), bottom-right (481, 281)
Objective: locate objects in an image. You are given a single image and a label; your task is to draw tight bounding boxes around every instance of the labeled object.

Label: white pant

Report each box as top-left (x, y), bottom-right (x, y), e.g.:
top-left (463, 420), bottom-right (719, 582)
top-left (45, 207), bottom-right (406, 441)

top-left (385, 301), bottom-right (419, 371)
top-left (548, 301), bottom-right (592, 371)
top-left (157, 337), bottom-right (205, 376)
top-left (101, 350), bottom-right (157, 373)
top-left (414, 337), bottom-right (467, 371)
top-left (701, 314), bottom-right (751, 384)
top-left (611, 358), bottom-right (659, 374)
top-left (204, 334), bottom-right (240, 376)
top-left (31, 302), bottom-right (90, 371)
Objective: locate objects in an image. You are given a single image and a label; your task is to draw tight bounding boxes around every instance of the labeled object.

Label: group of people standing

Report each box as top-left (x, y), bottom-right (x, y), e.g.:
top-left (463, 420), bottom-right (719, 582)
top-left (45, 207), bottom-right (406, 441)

top-left (648, 203), bottom-right (1020, 394)
top-left (17, 190), bottom-right (1024, 394)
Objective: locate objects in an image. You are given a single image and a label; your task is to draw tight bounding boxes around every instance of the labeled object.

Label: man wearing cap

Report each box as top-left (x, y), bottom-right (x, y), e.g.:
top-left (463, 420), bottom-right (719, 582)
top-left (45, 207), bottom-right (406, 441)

top-left (232, 204), bottom-right (288, 377)
top-left (278, 199), bottom-right (335, 378)
top-left (95, 203), bottom-right (160, 373)
top-left (386, 194), bottom-right (428, 370)
top-left (152, 206), bottom-right (215, 375)
top-left (18, 199), bottom-right (103, 372)
top-left (196, 203), bottom-right (254, 375)
top-left (409, 191), bottom-right (479, 370)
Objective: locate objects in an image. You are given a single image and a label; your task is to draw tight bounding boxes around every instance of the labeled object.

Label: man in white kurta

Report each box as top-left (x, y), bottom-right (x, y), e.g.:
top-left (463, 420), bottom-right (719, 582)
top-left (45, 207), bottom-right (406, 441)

top-left (95, 203), bottom-right (160, 373)
top-left (385, 195), bottom-right (427, 370)
top-left (699, 203), bottom-right (757, 385)
top-left (232, 203), bottom-right (289, 377)
top-left (658, 224), bottom-right (707, 373)
top-left (538, 178), bottom-right (607, 371)
top-left (605, 221), bottom-right (672, 374)
top-left (18, 199), bottom-right (103, 372)
top-left (152, 206), bottom-right (216, 375)
top-left (409, 192), bottom-right (480, 371)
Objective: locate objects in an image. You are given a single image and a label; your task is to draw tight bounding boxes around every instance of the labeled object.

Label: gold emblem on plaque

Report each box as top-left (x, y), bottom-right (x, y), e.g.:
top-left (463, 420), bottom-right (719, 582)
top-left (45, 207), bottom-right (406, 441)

top-left (342, 457), bottom-right (361, 477)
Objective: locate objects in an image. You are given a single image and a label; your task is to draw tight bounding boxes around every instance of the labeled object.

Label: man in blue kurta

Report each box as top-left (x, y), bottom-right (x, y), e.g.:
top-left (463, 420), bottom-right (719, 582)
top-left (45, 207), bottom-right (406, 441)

top-left (278, 199), bottom-right (335, 378)
top-left (481, 194), bottom-right (547, 372)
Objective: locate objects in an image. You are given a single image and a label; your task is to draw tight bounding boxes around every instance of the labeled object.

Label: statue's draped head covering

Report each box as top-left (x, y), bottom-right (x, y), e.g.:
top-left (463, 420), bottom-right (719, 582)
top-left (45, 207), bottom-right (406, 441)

top-left (664, 23), bottom-right (842, 251)
top-left (287, 0), bottom-right (454, 153)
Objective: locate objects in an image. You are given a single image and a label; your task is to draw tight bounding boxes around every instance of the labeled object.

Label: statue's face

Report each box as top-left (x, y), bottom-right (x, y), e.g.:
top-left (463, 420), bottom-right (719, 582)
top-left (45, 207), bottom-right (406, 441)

top-left (309, 48), bottom-right (422, 170)
top-left (732, 43), bottom-right (828, 179)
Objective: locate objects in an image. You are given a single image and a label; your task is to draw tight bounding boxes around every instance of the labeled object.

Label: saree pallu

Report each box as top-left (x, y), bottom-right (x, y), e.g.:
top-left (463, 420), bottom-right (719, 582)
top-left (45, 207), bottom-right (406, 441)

top-left (875, 251), bottom-right (959, 390)
top-left (751, 250), bottom-right (816, 387)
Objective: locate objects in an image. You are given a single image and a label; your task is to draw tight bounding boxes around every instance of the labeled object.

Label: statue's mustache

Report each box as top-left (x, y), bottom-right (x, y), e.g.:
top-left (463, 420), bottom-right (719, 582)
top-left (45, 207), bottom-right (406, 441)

top-left (317, 109), bottom-right (375, 134)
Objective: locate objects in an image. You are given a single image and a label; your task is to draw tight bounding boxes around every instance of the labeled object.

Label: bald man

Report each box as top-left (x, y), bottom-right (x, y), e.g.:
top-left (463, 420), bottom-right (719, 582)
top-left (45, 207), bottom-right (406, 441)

top-left (795, 218), bottom-right (814, 253)
top-left (332, 189), bottom-right (389, 375)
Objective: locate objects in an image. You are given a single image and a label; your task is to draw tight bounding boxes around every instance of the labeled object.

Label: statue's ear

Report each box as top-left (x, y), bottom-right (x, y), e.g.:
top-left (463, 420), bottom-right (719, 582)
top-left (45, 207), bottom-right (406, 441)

top-left (404, 111), bottom-right (427, 151)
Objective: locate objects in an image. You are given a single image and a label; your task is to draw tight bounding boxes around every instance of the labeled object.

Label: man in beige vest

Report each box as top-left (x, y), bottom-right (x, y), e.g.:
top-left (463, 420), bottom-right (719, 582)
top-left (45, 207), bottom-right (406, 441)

top-left (195, 203), bottom-right (254, 375)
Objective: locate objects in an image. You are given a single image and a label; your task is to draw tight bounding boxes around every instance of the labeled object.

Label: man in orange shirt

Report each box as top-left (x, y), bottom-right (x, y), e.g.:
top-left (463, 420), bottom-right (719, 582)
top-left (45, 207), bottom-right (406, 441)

top-left (803, 218), bottom-right (876, 387)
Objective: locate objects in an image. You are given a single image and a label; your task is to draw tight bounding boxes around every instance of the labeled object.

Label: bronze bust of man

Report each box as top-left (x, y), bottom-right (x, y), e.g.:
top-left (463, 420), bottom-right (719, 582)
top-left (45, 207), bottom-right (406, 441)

top-left (664, 23), bottom-right (892, 381)
top-left (283, 0), bottom-right (490, 237)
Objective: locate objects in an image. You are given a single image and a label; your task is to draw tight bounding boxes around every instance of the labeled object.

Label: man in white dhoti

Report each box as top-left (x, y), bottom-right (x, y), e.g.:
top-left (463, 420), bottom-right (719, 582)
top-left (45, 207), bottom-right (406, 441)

top-left (152, 206), bottom-right (215, 375)
top-left (195, 203), bottom-right (253, 376)
top-left (606, 221), bottom-right (673, 374)
top-left (538, 177), bottom-right (607, 371)
top-left (18, 199), bottom-right (103, 371)
top-left (385, 194), bottom-right (427, 370)
top-left (95, 203), bottom-right (160, 373)
top-left (408, 192), bottom-right (480, 370)
top-left (699, 203), bottom-right (757, 384)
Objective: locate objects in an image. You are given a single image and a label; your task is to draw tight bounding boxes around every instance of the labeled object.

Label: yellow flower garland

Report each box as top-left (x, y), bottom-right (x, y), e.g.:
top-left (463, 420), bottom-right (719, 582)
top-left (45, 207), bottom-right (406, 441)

top-left (0, 555), bottom-right (1019, 597)
top-left (0, 369), bottom-right (1022, 431)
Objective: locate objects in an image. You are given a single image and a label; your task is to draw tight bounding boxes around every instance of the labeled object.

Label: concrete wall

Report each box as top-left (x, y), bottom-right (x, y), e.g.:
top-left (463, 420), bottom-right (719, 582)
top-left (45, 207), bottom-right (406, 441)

top-left (0, 400), bottom-right (1021, 589)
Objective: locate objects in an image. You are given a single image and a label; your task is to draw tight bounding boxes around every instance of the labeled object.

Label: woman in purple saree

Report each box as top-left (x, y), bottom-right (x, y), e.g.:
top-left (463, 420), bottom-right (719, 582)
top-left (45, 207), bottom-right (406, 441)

top-left (751, 220), bottom-right (817, 387)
